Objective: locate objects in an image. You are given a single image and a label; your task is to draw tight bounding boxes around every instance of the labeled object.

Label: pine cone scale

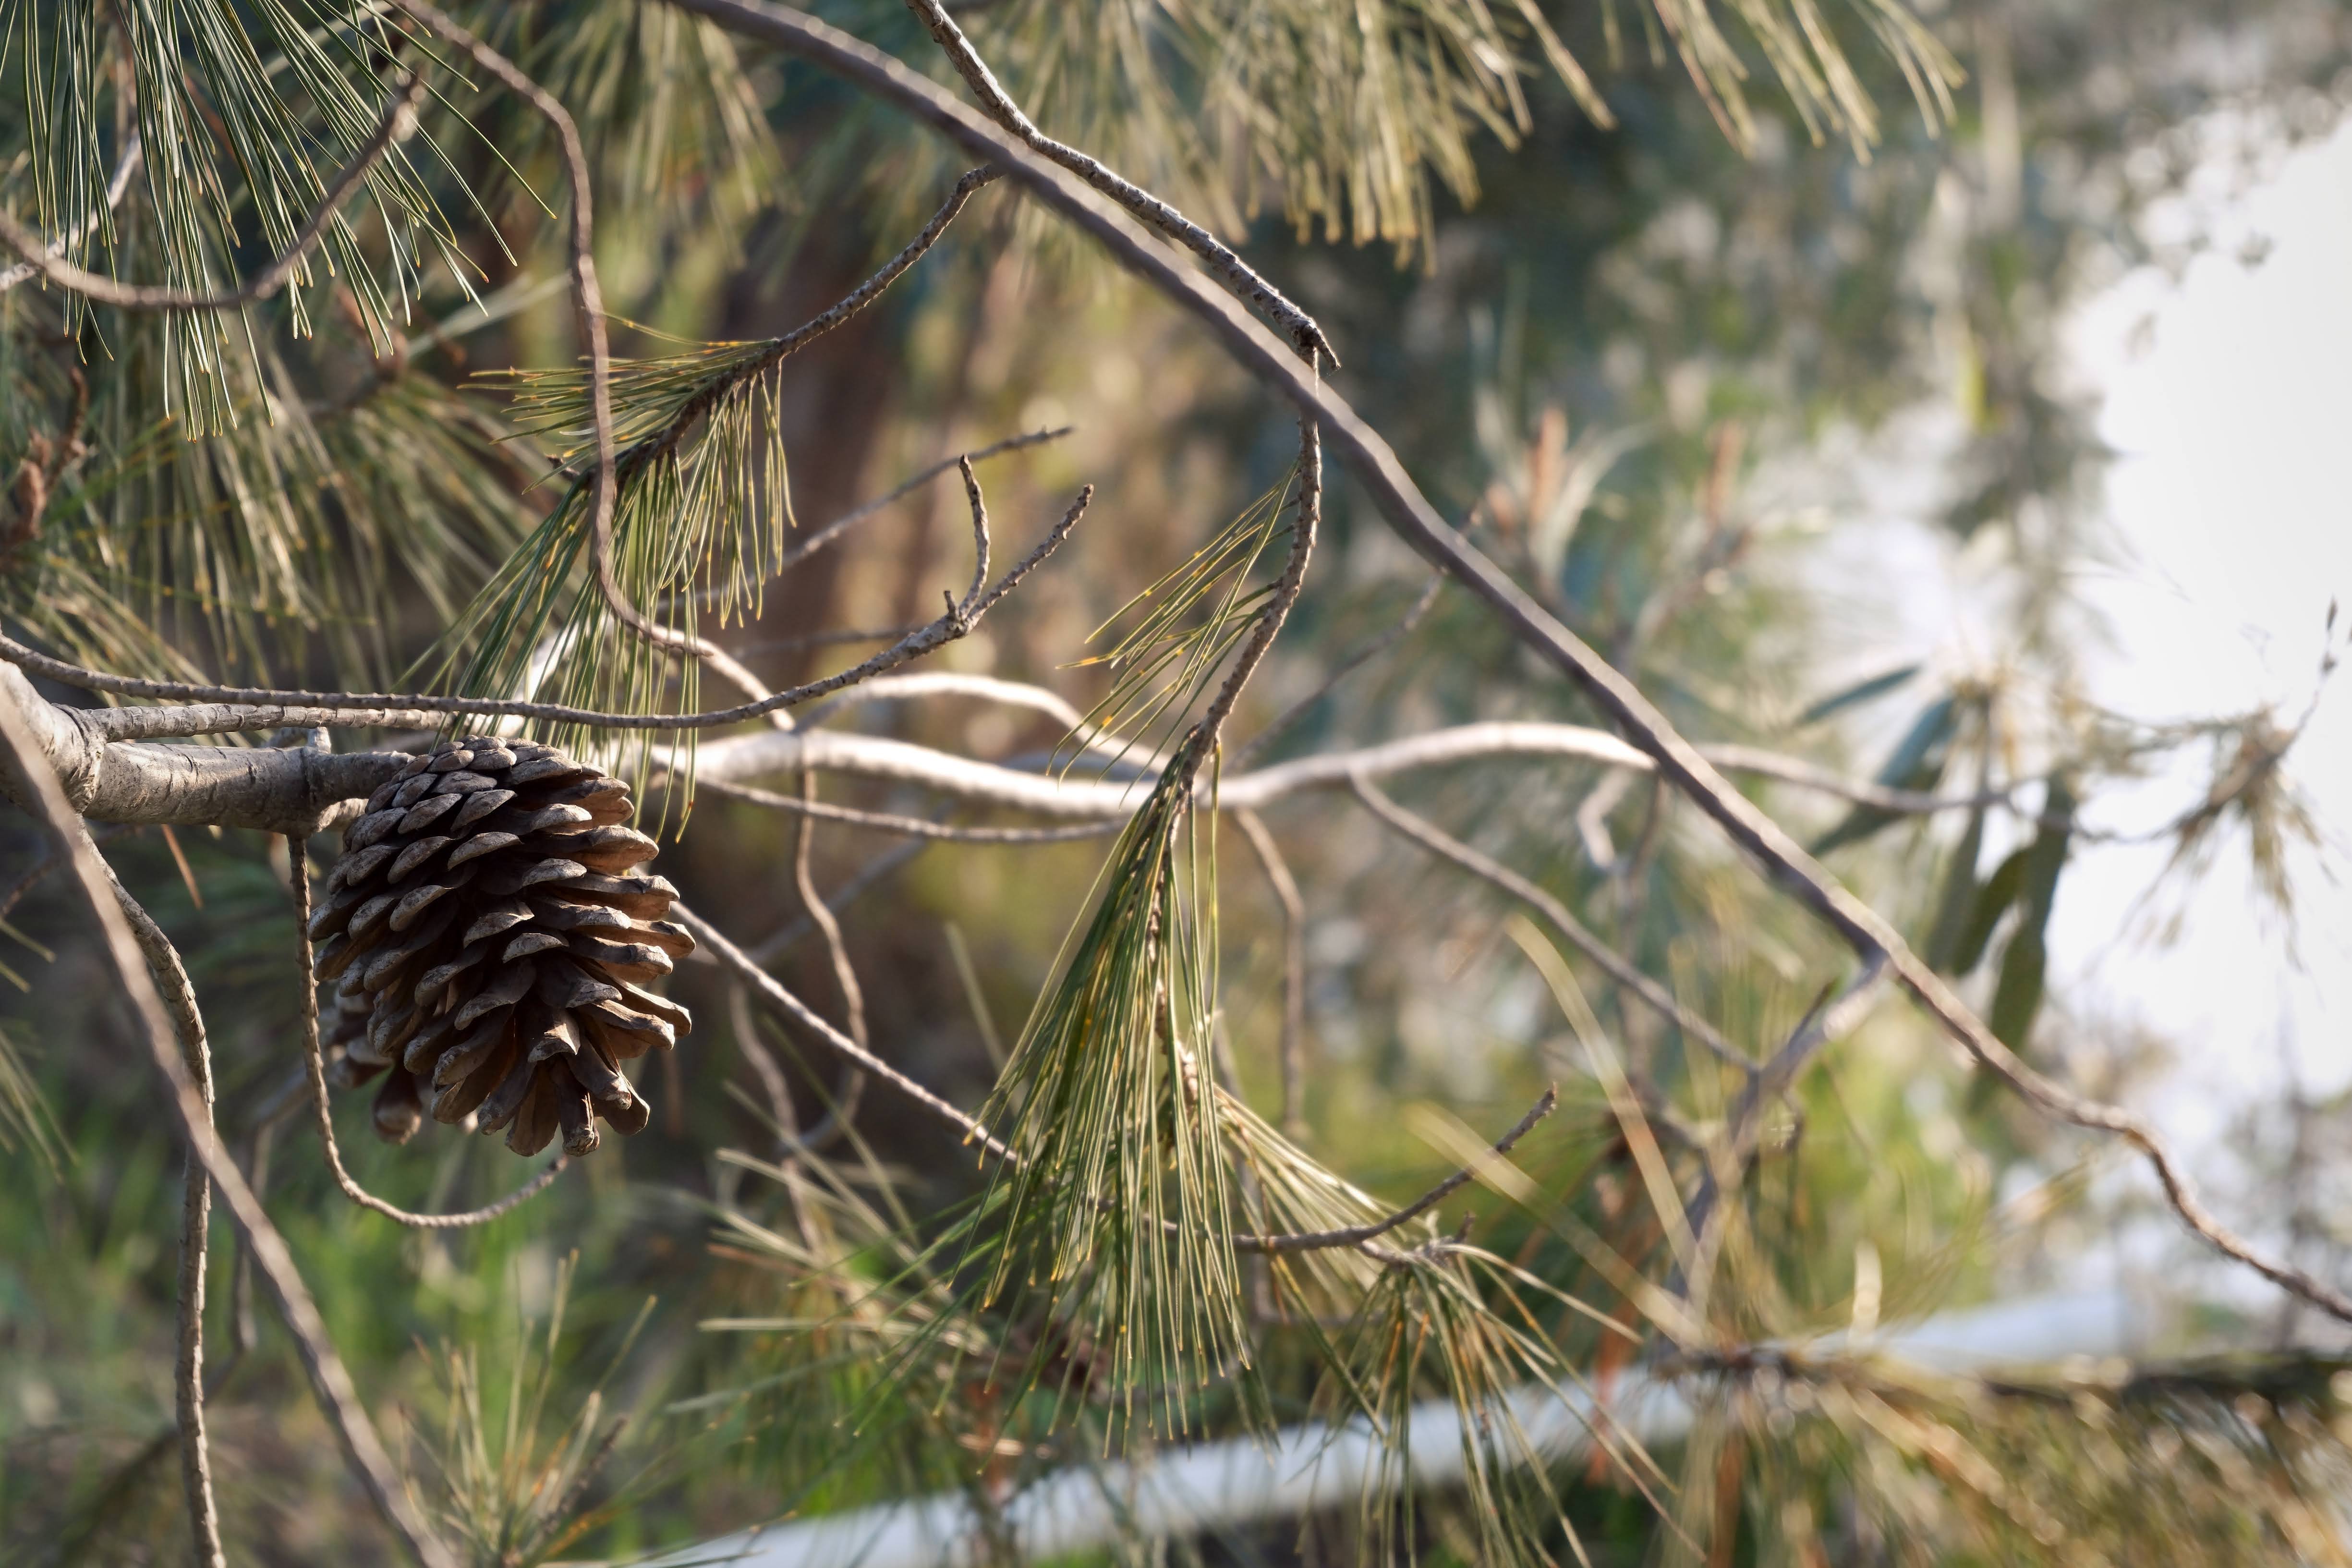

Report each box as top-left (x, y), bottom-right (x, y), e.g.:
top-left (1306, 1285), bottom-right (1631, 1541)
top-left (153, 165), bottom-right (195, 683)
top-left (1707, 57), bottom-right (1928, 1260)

top-left (315, 738), bottom-right (695, 1154)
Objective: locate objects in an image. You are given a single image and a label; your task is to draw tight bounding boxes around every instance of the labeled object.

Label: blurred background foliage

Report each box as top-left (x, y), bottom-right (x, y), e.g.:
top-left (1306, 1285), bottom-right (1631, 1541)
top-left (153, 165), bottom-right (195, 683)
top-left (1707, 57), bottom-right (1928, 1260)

top-left (1, 0), bottom-right (2350, 1562)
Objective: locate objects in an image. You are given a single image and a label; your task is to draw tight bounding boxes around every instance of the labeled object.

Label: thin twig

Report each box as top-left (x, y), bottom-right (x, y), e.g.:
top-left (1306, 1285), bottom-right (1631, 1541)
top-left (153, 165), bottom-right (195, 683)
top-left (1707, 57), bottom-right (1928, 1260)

top-left (896, 0), bottom-right (1335, 366)
top-left (683, 426), bottom-right (1069, 612)
top-left (3, 488), bottom-right (1089, 730)
top-left (105, 871), bottom-right (225, 1568)
top-left (1233, 1087), bottom-right (1558, 1256)
top-left (1349, 772), bottom-right (1751, 1072)
top-left (1231, 807), bottom-right (1307, 1138)
top-left (747, 835), bottom-right (930, 962)
top-left (0, 133), bottom-right (142, 294)
top-left (0, 75), bottom-right (422, 310)
top-left (0, 683), bottom-right (456, 1568)
top-left (283, 835), bottom-right (569, 1227)
top-left (1231, 572), bottom-right (1442, 766)
top-left (789, 772), bottom-right (869, 1146)
top-left (677, 900), bottom-right (1017, 1161)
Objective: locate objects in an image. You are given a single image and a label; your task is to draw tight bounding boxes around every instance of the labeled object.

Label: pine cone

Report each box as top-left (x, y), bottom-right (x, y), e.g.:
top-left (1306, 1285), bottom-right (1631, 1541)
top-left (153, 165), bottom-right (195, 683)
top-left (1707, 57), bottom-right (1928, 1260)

top-left (311, 737), bottom-right (694, 1158)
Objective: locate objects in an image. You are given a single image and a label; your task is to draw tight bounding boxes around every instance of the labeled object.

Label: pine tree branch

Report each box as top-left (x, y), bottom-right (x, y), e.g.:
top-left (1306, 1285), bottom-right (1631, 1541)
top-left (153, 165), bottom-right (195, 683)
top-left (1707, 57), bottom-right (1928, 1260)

top-left (896, 0), bottom-right (1335, 366)
top-left (665, 0), bottom-right (2352, 1328)
top-left (0, 664), bottom-right (405, 831)
top-left (0, 487), bottom-right (1089, 729)
top-left (0, 682), bottom-right (457, 1568)
top-left (0, 78), bottom-right (424, 310)
top-left (785, 773), bottom-right (868, 1148)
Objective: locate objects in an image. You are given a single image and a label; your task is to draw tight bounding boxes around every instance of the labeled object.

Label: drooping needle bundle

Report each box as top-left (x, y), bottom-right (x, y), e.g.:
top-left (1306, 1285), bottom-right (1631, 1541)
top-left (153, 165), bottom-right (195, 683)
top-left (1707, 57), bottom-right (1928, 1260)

top-left (310, 737), bottom-right (694, 1158)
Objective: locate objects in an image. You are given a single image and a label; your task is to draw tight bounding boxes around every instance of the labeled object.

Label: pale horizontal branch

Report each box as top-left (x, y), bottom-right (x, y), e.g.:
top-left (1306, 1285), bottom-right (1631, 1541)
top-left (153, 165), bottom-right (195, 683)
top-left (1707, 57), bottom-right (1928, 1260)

top-left (0, 666), bottom-right (404, 834)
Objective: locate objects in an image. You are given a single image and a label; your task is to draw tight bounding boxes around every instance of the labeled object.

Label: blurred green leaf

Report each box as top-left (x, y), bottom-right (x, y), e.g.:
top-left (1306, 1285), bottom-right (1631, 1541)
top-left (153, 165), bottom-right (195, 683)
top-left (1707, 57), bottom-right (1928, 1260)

top-left (1924, 801), bottom-right (1987, 972)
top-left (1948, 847), bottom-right (2028, 979)
top-left (1798, 663), bottom-right (1921, 727)
top-left (1987, 778), bottom-right (2075, 1051)
top-left (1811, 694), bottom-right (1958, 855)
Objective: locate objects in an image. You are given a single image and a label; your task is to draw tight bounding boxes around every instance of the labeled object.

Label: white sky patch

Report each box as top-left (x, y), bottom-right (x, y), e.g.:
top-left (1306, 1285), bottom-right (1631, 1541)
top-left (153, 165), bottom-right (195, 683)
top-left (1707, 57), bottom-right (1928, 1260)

top-left (1781, 110), bottom-right (2352, 1309)
top-left (2061, 113), bottom-right (2352, 1137)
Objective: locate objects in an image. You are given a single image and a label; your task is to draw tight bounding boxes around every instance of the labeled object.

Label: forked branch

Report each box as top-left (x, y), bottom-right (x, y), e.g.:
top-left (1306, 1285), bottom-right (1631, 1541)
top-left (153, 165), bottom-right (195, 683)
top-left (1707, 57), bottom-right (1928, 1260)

top-left (0, 686), bottom-right (456, 1568)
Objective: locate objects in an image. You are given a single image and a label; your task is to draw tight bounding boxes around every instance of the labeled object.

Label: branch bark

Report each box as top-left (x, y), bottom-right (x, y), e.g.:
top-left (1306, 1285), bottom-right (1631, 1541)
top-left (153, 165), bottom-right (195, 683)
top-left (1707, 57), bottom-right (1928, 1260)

top-left (0, 681), bottom-right (456, 1568)
top-left (0, 664), bottom-right (404, 831)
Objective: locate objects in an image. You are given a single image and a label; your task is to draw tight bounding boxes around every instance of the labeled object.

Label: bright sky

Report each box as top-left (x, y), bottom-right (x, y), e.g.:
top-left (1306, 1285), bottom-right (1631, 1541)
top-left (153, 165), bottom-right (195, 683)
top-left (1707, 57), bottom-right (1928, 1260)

top-left (1789, 109), bottom-right (2352, 1309)
top-left (2058, 112), bottom-right (2352, 1151)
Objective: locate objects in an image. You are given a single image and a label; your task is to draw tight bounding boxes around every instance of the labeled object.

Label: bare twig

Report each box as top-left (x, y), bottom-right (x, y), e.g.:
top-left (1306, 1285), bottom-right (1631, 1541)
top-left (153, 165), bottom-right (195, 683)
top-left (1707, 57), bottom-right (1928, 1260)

top-left (106, 871), bottom-right (224, 1568)
top-left (0, 134), bottom-right (142, 294)
top-left (1349, 773), bottom-right (1750, 1072)
top-left (285, 835), bottom-right (571, 1227)
top-left (1232, 1087), bottom-right (1559, 1256)
top-left (1231, 572), bottom-right (1442, 766)
top-left (1, 487), bottom-right (1089, 731)
top-left (677, 900), bottom-right (1017, 1161)
top-left (748, 836), bottom-right (931, 962)
top-left (0, 75), bottom-right (422, 310)
top-left (896, 0), bottom-right (1335, 366)
top-left (788, 772), bottom-right (869, 1145)
top-left (660, 0), bottom-right (2352, 1326)
top-left (1231, 807), bottom-right (1307, 1138)
top-left (0, 682), bottom-right (456, 1568)
top-left (700, 774), bottom-right (1122, 842)
top-left (691, 425), bottom-right (1067, 611)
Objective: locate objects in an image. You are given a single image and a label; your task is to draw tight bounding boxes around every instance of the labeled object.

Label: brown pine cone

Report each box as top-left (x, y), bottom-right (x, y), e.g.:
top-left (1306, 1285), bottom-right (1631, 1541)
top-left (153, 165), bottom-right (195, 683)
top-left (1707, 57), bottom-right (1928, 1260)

top-left (311, 736), bottom-right (694, 1158)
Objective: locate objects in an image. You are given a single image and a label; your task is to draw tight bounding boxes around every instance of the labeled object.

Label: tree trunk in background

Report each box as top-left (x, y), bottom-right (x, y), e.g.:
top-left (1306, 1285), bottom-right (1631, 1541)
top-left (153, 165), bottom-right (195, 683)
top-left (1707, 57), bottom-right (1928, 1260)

top-left (721, 216), bottom-right (901, 689)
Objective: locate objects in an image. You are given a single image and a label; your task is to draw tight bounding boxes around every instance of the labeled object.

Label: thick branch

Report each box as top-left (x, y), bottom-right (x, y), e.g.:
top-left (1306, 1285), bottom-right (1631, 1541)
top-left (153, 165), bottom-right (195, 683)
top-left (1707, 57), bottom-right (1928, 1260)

top-left (0, 685), bottom-right (456, 1568)
top-left (0, 664), bottom-right (404, 831)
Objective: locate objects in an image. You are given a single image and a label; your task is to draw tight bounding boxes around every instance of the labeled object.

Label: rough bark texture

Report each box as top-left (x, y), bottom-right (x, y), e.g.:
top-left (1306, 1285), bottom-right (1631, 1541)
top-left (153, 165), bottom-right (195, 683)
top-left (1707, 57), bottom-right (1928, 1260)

top-left (0, 665), bottom-right (404, 832)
